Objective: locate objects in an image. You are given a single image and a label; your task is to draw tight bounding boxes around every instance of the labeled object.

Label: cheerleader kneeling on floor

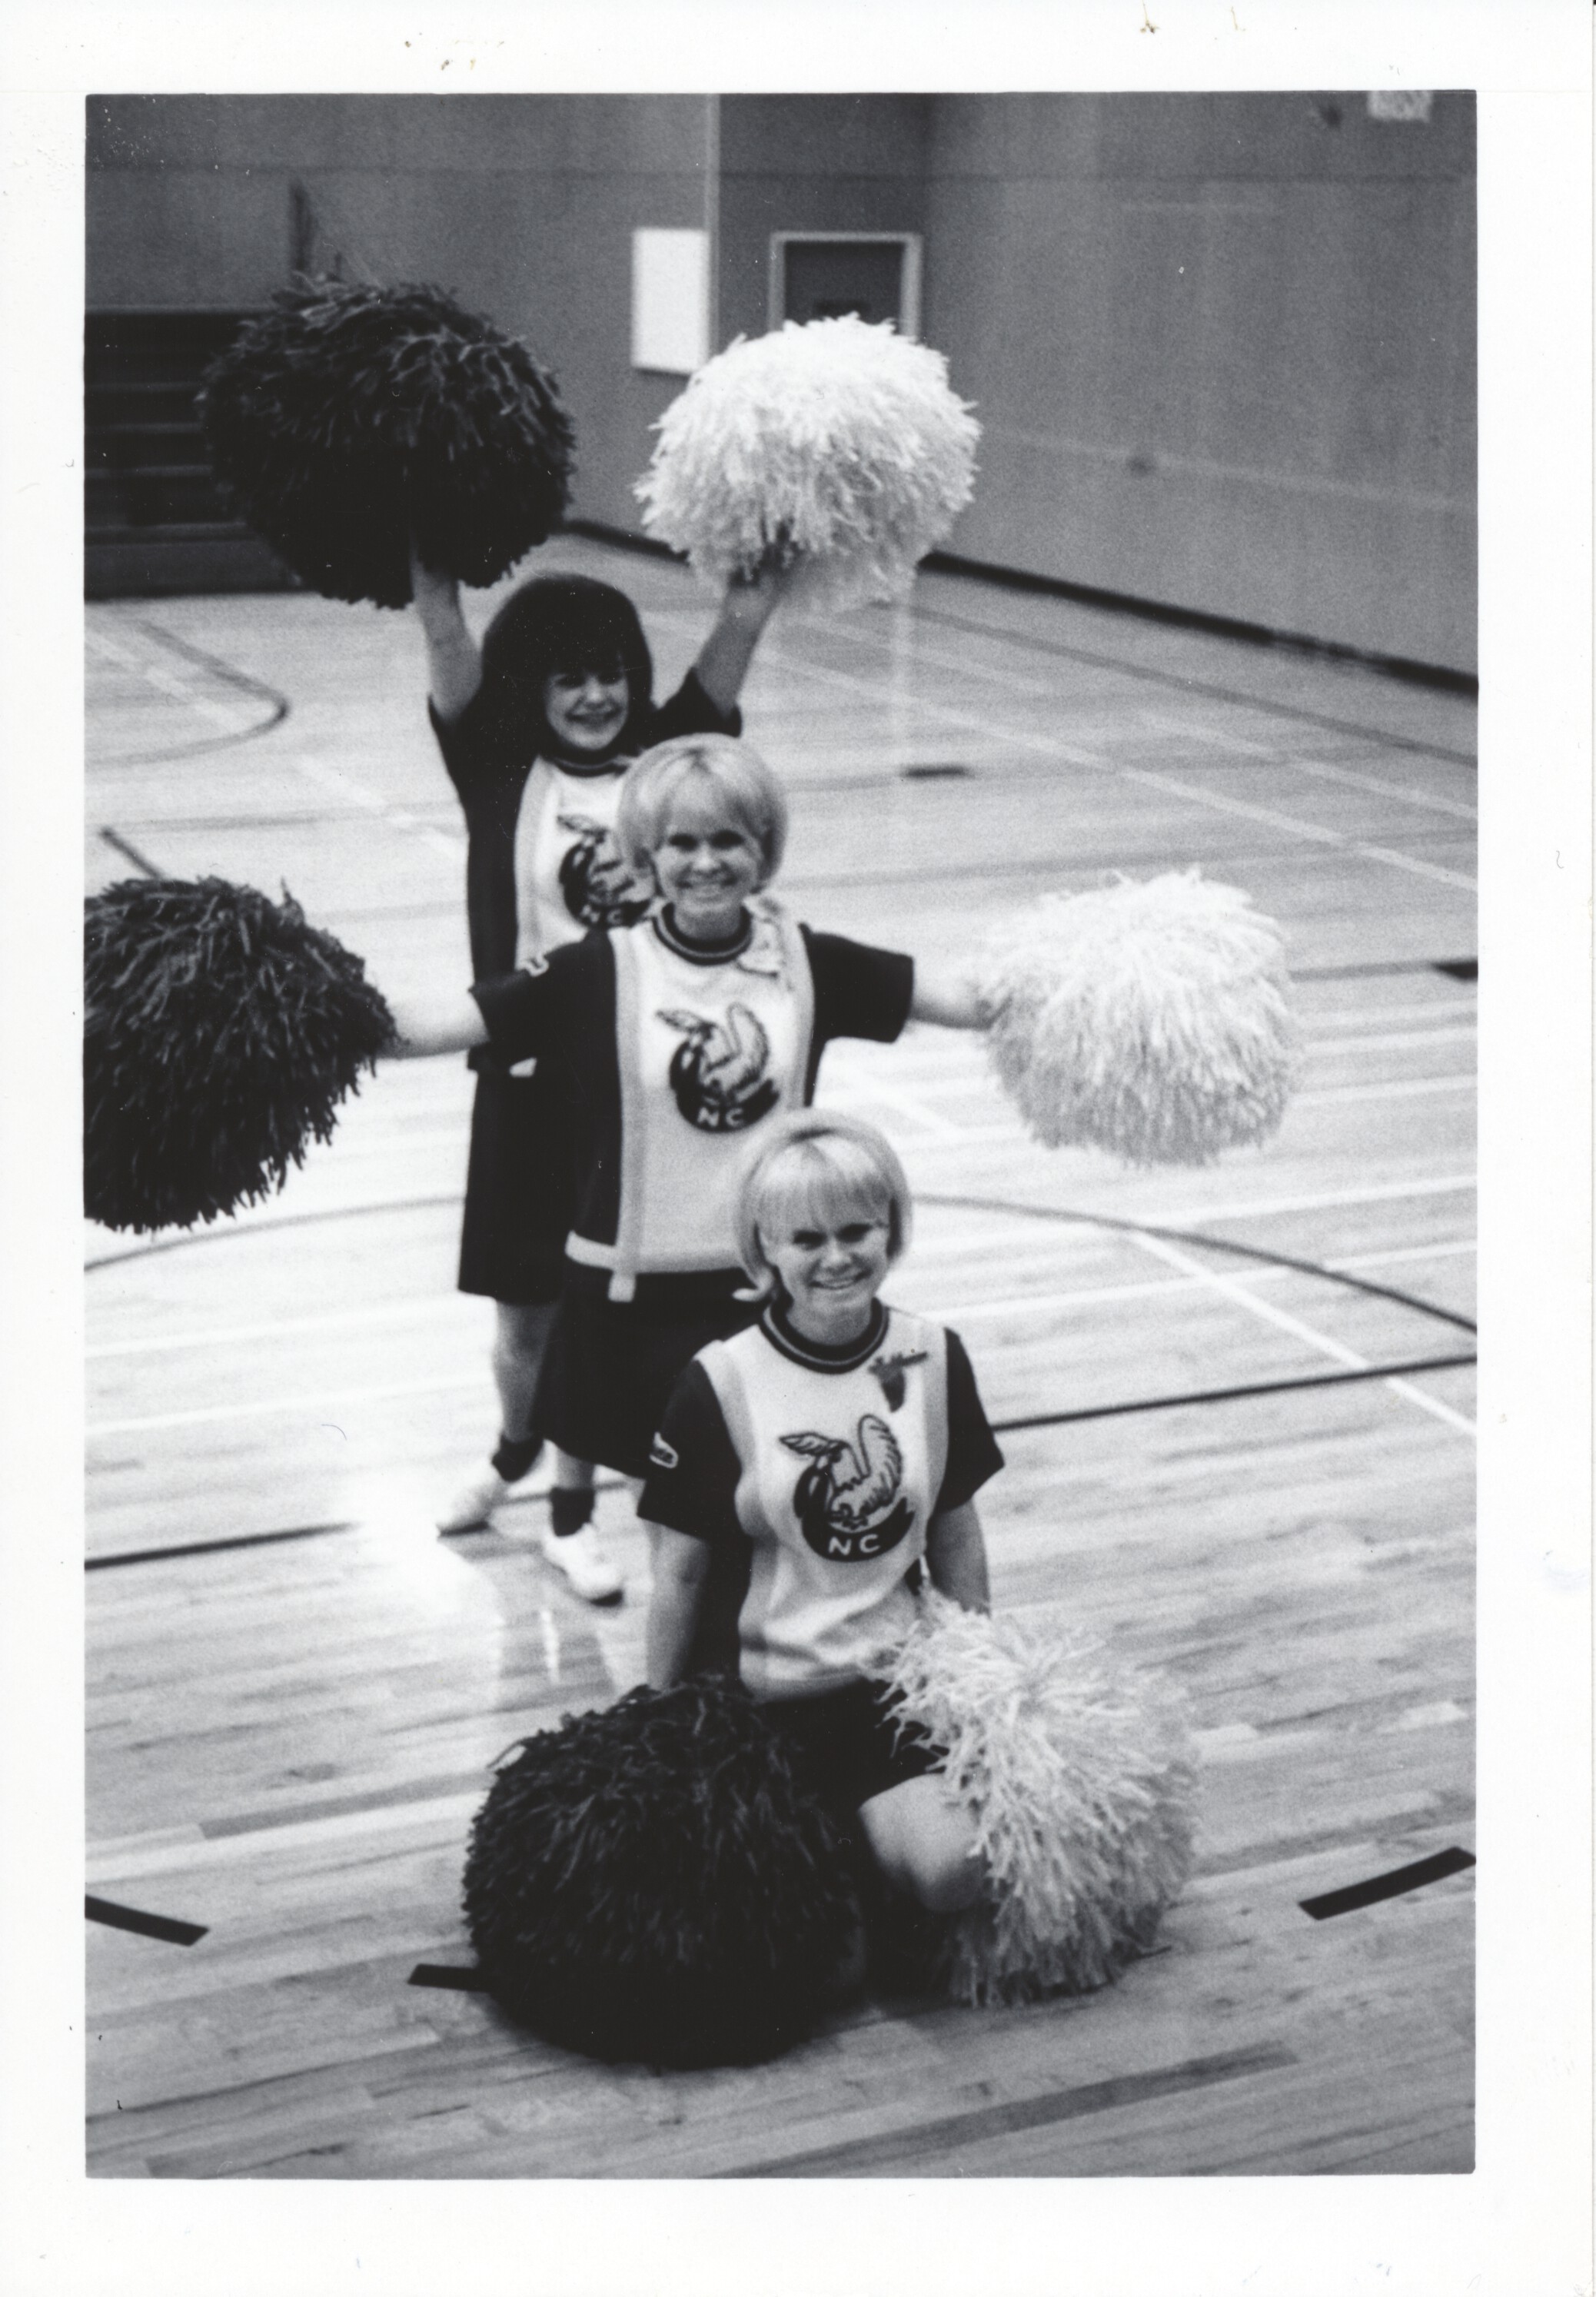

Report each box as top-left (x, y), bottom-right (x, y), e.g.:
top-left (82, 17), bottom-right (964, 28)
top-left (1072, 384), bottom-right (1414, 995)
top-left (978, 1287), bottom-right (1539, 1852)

top-left (640, 1110), bottom-right (1001, 1924)
top-left (413, 547), bottom-right (790, 1588)
top-left (387, 735), bottom-right (988, 1604)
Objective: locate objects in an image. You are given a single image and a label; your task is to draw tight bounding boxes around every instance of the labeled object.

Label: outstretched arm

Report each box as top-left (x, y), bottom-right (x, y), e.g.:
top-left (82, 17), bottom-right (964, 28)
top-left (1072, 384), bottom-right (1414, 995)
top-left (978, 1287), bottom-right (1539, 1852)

top-left (908, 959), bottom-right (986, 1031)
top-left (384, 988), bottom-right (490, 1061)
top-left (925, 1501), bottom-right (991, 1614)
top-left (691, 553), bottom-right (796, 718)
top-left (410, 540), bottom-right (483, 722)
top-left (645, 1527), bottom-right (712, 1687)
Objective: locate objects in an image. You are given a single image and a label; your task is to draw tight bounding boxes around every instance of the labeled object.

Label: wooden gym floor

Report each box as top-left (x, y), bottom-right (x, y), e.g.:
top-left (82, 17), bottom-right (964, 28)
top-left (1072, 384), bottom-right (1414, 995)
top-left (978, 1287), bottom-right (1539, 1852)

top-left (84, 536), bottom-right (1476, 2179)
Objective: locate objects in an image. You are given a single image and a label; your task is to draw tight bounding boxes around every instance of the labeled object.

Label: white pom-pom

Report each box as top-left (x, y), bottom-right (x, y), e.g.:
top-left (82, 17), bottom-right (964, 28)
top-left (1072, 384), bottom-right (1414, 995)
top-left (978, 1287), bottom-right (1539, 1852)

top-left (634, 316), bottom-right (980, 609)
top-left (872, 1595), bottom-right (1197, 2006)
top-left (975, 870), bottom-right (1299, 1165)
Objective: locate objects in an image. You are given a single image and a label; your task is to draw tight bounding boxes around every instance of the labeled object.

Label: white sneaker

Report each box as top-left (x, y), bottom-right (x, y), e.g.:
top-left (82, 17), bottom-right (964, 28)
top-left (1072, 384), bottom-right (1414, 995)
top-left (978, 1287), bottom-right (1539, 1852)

top-left (437, 1468), bottom-right (517, 1534)
top-left (537, 1522), bottom-right (623, 1604)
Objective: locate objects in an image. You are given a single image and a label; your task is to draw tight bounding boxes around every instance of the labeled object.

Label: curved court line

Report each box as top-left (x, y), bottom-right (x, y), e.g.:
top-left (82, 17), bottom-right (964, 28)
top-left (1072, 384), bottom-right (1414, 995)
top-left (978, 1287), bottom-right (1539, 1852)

top-left (86, 1182), bottom-right (1475, 1334)
top-left (989, 1352), bottom-right (1476, 1437)
top-left (85, 1189), bottom-right (464, 1270)
top-left (916, 1193), bottom-right (1477, 1335)
top-left (87, 619), bottom-right (290, 764)
top-left (87, 1184), bottom-right (1477, 1339)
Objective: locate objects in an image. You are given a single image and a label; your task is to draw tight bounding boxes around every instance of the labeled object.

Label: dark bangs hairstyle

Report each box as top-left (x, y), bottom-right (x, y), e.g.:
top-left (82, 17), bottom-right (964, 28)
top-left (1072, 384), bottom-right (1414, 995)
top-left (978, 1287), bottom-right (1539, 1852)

top-left (476, 576), bottom-right (656, 764)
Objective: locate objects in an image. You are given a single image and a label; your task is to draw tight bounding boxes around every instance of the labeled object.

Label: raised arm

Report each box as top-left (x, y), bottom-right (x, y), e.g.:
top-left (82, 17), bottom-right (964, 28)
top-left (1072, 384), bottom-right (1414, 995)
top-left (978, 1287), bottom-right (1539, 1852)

top-left (410, 540), bottom-right (483, 722)
top-left (645, 1527), bottom-right (713, 1688)
top-left (690, 553), bottom-right (795, 718)
top-left (925, 1501), bottom-right (991, 1614)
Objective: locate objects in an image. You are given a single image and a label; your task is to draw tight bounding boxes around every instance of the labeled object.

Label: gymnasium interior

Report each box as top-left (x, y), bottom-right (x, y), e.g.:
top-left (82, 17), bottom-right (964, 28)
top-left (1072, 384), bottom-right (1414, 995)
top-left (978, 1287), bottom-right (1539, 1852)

top-left (82, 91), bottom-right (1481, 2184)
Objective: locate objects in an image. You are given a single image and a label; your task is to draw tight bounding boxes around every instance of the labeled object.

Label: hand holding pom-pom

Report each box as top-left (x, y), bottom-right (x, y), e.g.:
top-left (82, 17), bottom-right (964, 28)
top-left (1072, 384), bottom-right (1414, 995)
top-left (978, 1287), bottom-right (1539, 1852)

top-left (463, 1677), bottom-right (859, 2066)
top-left (635, 315), bottom-right (979, 610)
top-left (869, 1595), bottom-right (1197, 2006)
top-left (199, 279), bottom-right (574, 608)
top-left (84, 877), bottom-right (397, 1234)
top-left (974, 871), bottom-right (1299, 1165)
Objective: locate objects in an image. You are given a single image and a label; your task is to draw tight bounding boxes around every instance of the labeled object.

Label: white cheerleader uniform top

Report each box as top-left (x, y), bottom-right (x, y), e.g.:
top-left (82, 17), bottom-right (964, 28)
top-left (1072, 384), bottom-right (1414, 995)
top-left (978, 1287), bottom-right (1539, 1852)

top-left (469, 902), bottom-right (914, 1301)
top-left (639, 1298), bottom-right (1004, 1699)
top-left (511, 758), bottom-right (651, 966)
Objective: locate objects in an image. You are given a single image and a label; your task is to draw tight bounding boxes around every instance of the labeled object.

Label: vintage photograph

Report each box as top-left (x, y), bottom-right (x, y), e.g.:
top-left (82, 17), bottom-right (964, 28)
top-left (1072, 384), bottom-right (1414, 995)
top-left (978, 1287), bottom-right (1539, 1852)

top-left (78, 88), bottom-right (1483, 2185)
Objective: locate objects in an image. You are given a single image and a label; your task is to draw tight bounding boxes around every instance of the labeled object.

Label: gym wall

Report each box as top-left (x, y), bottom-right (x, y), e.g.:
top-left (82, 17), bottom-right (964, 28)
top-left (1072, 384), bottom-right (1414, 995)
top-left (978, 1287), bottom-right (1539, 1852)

top-left (86, 94), bottom-right (715, 537)
top-left (86, 91), bottom-right (1475, 673)
top-left (919, 92), bottom-right (1476, 673)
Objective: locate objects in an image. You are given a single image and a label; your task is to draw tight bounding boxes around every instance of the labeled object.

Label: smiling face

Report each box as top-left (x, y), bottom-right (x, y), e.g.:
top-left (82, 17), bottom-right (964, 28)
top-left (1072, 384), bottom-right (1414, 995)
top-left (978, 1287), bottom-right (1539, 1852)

top-left (542, 666), bottom-right (630, 759)
top-left (650, 783), bottom-right (765, 941)
top-left (762, 1204), bottom-right (893, 1345)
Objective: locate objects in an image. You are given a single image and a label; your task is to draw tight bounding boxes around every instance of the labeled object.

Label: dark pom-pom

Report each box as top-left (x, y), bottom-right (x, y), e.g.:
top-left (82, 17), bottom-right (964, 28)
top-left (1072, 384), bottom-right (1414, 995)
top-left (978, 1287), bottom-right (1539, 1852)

top-left (85, 876), bottom-right (397, 1234)
top-left (198, 279), bottom-right (575, 607)
top-left (462, 1677), bottom-right (860, 2068)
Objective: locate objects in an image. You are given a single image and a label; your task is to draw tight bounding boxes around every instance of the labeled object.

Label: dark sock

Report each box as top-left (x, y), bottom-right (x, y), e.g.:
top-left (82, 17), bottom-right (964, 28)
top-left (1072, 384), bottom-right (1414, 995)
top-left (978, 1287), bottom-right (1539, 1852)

top-left (549, 1486), bottom-right (595, 1538)
top-left (491, 1433), bottom-right (543, 1484)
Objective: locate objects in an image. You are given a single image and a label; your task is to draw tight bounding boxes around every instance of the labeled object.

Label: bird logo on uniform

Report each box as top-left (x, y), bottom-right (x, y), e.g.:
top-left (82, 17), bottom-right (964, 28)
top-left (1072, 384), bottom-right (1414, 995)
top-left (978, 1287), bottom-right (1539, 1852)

top-left (657, 1003), bottom-right (780, 1132)
top-left (557, 812), bottom-right (651, 929)
top-left (869, 1349), bottom-right (927, 1411)
top-left (780, 1414), bottom-right (916, 1562)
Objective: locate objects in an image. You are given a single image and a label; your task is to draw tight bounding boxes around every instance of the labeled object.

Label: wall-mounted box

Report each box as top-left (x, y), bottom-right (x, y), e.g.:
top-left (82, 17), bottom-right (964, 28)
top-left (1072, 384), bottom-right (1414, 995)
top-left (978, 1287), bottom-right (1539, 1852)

top-left (631, 227), bottom-right (710, 374)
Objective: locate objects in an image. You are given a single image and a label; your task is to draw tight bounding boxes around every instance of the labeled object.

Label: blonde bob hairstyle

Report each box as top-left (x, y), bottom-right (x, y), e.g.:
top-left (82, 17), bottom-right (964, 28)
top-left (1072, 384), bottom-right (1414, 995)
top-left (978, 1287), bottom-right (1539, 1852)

top-left (733, 1110), bottom-right (913, 1300)
top-left (615, 733), bottom-right (788, 890)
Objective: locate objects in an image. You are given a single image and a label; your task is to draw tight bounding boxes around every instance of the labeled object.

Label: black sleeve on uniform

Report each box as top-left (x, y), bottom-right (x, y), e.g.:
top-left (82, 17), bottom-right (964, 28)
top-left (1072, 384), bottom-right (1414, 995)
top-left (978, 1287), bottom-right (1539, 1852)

top-left (637, 1361), bottom-right (744, 1546)
top-left (469, 937), bottom-right (597, 1068)
top-left (935, 1327), bottom-right (1006, 1514)
top-left (645, 668), bottom-right (743, 746)
top-left (800, 928), bottom-right (916, 1070)
top-left (427, 696), bottom-right (532, 981)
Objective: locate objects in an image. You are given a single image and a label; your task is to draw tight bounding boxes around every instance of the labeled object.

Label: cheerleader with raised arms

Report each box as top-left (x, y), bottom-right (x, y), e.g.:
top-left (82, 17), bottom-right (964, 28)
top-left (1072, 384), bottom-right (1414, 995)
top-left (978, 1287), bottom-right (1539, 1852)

top-left (411, 551), bottom-right (791, 1589)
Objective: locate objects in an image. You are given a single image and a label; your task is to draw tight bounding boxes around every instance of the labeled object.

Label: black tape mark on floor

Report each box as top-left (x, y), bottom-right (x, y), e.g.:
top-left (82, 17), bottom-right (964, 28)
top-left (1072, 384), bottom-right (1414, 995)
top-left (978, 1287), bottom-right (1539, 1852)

top-left (408, 1963), bottom-right (491, 1993)
top-left (1300, 1847), bottom-right (1476, 1920)
top-left (86, 1895), bottom-right (208, 1946)
top-left (992, 1353), bottom-right (1476, 1434)
top-left (720, 2039), bottom-right (1298, 2178)
top-left (1293, 957), bottom-right (1477, 984)
top-left (919, 1195), bottom-right (1478, 1336)
top-left (87, 1521), bottom-right (357, 1571)
top-left (98, 826), bottom-right (161, 878)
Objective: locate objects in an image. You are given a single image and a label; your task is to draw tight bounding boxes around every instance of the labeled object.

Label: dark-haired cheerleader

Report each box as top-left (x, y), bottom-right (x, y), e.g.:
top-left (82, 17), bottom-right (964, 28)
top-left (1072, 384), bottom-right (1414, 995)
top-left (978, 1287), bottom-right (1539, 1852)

top-left (412, 546), bottom-right (792, 1594)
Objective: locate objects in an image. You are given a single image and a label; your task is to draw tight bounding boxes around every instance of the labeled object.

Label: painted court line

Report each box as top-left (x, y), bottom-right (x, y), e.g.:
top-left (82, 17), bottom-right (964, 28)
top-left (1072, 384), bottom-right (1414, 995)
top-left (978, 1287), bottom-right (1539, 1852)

top-left (719, 2042), bottom-right (1299, 2178)
top-left (1143, 715), bottom-right (1478, 820)
top-left (87, 1241), bottom-right (1475, 1421)
top-left (1114, 766), bottom-right (1478, 891)
top-left (88, 1293), bottom-right (483, 1361)
top-left (922, 1237), bottom-right (1475, 1325)
top-left (893, 1067), bottom-right (1474, 1152)
top-left (770, 641), bottom-right (1476, 895)
top-left (291, 751), bottom-right (463, 859)
top-left (1302, 1025), bottom-right (1475, 1055)
top-left (1125, 1229), bottom-right (1475, 1437)
top-left (87, 1790), bottom-right (484, 1882)
top-left (89, 1368), bottom-right (484, 1439)
top-left (1292, 1074), bottom-right (1474, 1109)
